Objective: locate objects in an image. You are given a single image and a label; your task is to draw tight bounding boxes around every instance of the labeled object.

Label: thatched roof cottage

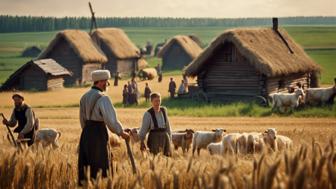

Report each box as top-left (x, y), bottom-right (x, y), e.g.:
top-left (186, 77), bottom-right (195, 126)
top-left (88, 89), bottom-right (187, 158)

top-left (158, 35), bottom-right (203, 70)
top-left (1, 59), bottom-right (71, 91)
top-left (184, 21), bottom-right (321, 102)
top-left (38, 30), bottom-right (107, 85)
top-left (91, 28), bottom-right (141, 76)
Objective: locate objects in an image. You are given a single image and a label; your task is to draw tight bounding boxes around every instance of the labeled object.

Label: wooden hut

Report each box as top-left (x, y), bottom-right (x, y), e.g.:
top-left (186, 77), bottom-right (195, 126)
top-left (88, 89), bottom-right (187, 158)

top-left (21, 46), bottom-right (41, 57)
top-left (0, 59), bottom-right (71, 91)
top-left (158, 35), bottom-right (203, 70)
top-left (184, 22), bottom-right (321, 102)
top-left (91, 28), bottom-right (141, 76)
top-left (38, 30), bottom-right (107, 85)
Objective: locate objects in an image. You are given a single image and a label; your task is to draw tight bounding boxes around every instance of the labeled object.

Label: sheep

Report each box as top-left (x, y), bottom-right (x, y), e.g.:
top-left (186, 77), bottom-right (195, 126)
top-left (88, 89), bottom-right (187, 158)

top-left (35, 128), bottom-right (61, 148)
top-left (269, 88), bottom-right (305, 113)
top-left (236, 133), bottom-right (249, 154)
top-left (305, 78), bottom-right (336, 106)
top-left (192, 128), bottom-right (225, 156)
top-left (262, 128), bottom-right (278, 152)
top-left (221, 133), bottom-right (241, 154)
top-left (276, 135), bottom-right (293, 151)
top-left (262, 128), bottom-right (293, 151)
top-left (247, 132), bottom-right (264, 154)
top-left (124, 128), bottom-right (140, 144)
top-left (207, 142), bottom-right (223, 155)
top-left (172, 129), bottom-right (194, 153)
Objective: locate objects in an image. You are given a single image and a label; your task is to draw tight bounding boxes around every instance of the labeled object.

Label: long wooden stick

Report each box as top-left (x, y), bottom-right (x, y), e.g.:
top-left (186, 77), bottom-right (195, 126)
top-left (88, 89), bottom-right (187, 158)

top-left (125, 139), bottom-right (137, 174)
top-left (0, 113), bottom-right (17, 147)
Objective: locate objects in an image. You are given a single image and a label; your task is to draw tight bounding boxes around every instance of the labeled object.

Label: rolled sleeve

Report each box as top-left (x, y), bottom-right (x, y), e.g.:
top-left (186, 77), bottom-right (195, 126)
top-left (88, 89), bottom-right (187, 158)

top-left (7, 110), bottom-right (17, 127)
top-left (99, 96), bottom-right (123, 135)
top-left (139, 112), bottom-right (151, 141)
top-left (20, 108), bottom-right (34, 135)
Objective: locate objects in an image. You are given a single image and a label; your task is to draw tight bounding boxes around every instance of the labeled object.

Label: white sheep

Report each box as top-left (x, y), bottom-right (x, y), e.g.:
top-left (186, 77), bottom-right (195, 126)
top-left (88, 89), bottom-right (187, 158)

top-left (236, 133), bottom-right (249, 154)
top-left (305, 79), bottom-right (336, 106)
top-left (221, 133), bottom-right (241, 154)
top-left (35, 128), bottom-right (61, 148)
top-left (192, 129), bottom-right (225, 155)
top-left (262, 128), bottom-right (280, 152)
top-left (207, 142), bottom-right (223, 155)
top-left (124, 128), bottom-right (140, 144)
top-left (247, 132), bottom-right (264, 154)
top-left (269, 88), bottom-right (305, 113)
top-left (276, 135), bottom-right (293, 151)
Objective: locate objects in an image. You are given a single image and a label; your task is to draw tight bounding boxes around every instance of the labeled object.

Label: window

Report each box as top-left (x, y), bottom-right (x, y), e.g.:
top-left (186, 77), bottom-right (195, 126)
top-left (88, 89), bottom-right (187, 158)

top-left (278, 79), bottom-right (285, 89)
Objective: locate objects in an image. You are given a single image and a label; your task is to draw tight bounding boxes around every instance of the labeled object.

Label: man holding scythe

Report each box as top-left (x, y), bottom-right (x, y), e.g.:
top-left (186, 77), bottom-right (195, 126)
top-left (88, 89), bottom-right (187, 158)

top-left (78, 70), bottom-right (131, 185)
top-left (2, 93), bottom-right (36, 146)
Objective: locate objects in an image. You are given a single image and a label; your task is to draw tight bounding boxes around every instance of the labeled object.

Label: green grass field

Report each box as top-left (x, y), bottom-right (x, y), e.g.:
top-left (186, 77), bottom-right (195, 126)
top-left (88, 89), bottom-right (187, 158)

top-left (0, 26), bottom-right (335, 84)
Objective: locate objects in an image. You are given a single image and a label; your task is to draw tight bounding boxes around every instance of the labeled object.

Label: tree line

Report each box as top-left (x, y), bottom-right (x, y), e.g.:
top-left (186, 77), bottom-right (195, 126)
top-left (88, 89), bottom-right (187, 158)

top-left (0, 15), bottom-right (335, 33)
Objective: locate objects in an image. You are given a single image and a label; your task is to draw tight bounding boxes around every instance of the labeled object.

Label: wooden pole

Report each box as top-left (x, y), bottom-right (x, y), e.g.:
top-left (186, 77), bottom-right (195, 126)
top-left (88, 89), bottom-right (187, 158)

top-left (125, 139), bottom-right (137, 174)
top-left (0, 113), bottom-right (17, 147)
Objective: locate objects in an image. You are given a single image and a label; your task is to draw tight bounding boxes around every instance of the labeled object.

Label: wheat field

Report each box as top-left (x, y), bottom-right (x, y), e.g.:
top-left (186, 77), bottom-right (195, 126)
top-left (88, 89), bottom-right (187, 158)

top-left (0, 75), bottom-right (336, 188)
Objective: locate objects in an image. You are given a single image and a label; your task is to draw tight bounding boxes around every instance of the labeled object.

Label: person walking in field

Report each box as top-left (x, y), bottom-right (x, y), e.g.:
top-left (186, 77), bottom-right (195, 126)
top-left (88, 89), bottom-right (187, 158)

top-left (78, 70), bottom-right (130, 186)
top-left (156, 63), bottom-right (162, 82)
top-left (122, 84), bottom-right (129, 106)
top-left (144, 83), bottom-right (152, 102)
top-left (168, 78), bottom-right (177, 98)
top-left (139, 92), bottom-right (172, 156)
top-left (2, 93), bottom-right (37, 146)
top-left (114, 72), bottom-right (120, 86)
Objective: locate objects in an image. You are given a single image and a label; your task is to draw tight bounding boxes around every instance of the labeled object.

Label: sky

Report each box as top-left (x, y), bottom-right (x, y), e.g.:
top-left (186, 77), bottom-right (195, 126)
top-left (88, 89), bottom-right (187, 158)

top-left (0, 0), bottom-right (335, 18)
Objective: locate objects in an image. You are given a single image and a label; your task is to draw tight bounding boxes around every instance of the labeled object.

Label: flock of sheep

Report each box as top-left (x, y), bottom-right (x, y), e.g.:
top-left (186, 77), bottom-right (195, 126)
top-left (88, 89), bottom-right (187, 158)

top-left (122, 127), bottom-right (293, 156)
top-left (269, 78), bottom-right (336, 113)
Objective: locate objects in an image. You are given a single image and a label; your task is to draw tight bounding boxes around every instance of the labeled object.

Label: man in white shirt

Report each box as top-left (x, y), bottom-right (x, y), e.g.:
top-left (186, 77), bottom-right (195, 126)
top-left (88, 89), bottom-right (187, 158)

top-left (78, 70), bottom-right (129, 185)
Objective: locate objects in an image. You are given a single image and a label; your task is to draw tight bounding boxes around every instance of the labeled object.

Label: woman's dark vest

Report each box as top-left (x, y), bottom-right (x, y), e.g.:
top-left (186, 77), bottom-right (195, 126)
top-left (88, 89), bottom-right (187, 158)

top-left (147, 107), bottom-right (167, 131)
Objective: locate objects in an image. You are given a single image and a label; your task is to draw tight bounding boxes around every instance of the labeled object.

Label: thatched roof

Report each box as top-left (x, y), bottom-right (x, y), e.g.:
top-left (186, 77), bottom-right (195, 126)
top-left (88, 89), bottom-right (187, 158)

top-left (157, 35), bottom-right (203, 59)
top-left (184, 28), bottom-right (321, 77)
top-left (91, 28), bottom-right (140, 59)
top-left (1, 59), bottom-right (71, 90)
top-left (38, 30), bottom-right (107, 63)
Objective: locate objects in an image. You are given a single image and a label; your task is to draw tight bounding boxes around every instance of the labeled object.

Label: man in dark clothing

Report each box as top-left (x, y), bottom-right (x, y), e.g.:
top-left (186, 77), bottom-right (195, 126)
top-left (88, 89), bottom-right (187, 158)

top-left (168, 78), bottom-right (177, 98)
top-left (144, 83), bottom-right (152, 102)
top-left (114, 72), bottom-right (120, 86)
top-left (2, 93), bottom-right (36, 146)
top-left (139, 92), bottom-right (172, 156)
top-left (78, 70), bottom-right (130, 186)
top-left (156, 64), bottom-right (162, 82)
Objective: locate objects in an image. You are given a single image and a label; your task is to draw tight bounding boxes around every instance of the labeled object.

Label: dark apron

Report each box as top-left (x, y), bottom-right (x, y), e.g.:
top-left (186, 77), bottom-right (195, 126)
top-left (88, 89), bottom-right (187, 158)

top-left (78, 95), bottom-right (109, 185)
top-left (147, 107), bottom-right (171, 156)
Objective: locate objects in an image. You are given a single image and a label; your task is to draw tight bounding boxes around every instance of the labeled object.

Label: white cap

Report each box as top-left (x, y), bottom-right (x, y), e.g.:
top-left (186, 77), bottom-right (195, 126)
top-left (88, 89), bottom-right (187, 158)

top-left (91, 70), bottom-right (111, 82)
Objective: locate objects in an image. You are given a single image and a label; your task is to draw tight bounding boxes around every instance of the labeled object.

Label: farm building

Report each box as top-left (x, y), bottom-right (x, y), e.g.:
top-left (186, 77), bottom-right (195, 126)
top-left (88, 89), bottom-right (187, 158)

top-left (0, 59), bottom-right (71, 91)
top-left (158, 35), bottom-right (203, 70)
top-left (184, 21), bottom-right (321, 102)
top-left (91, 28), bottom-right (141, 76)
top-left (38, 30), bottom-right (107, 85)
top-left (21, 46), bottom-right (41, 57)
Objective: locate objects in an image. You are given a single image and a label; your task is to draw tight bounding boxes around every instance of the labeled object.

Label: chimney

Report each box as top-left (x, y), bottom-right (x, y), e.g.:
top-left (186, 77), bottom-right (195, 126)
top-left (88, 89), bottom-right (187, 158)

top-left (272, 17), bottom-right (278, 31)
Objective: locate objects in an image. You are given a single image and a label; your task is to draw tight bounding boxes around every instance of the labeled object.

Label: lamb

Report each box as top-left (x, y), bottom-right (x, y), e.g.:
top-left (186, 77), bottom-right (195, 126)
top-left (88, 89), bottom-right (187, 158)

top-left (192, 128), bottom-right (225, 155)
top-left (207, 142), bottom-right (223, 155)
top-left (172, 129), bottom-right (194, 153)
top-left (221, 133), bottom-right (241, 154)
top-left (124, 128), bottom-right (140, 143)
top-left (262, 128), bottom-right (278, 152)
top-left (262, 128), bottom-right (293, 151)
top-left (305, 78), bottom-right (336, 106)
top-left (236, 133), bottom-right (249, 154)
top-left (276, 135), bottom-right (293, 150)
top-left (35, 128), bottom-right (61, 148)
top-left (247, 132), bottom-right (264, 154)
top-left (269, 88), bottom-right (305, 113)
